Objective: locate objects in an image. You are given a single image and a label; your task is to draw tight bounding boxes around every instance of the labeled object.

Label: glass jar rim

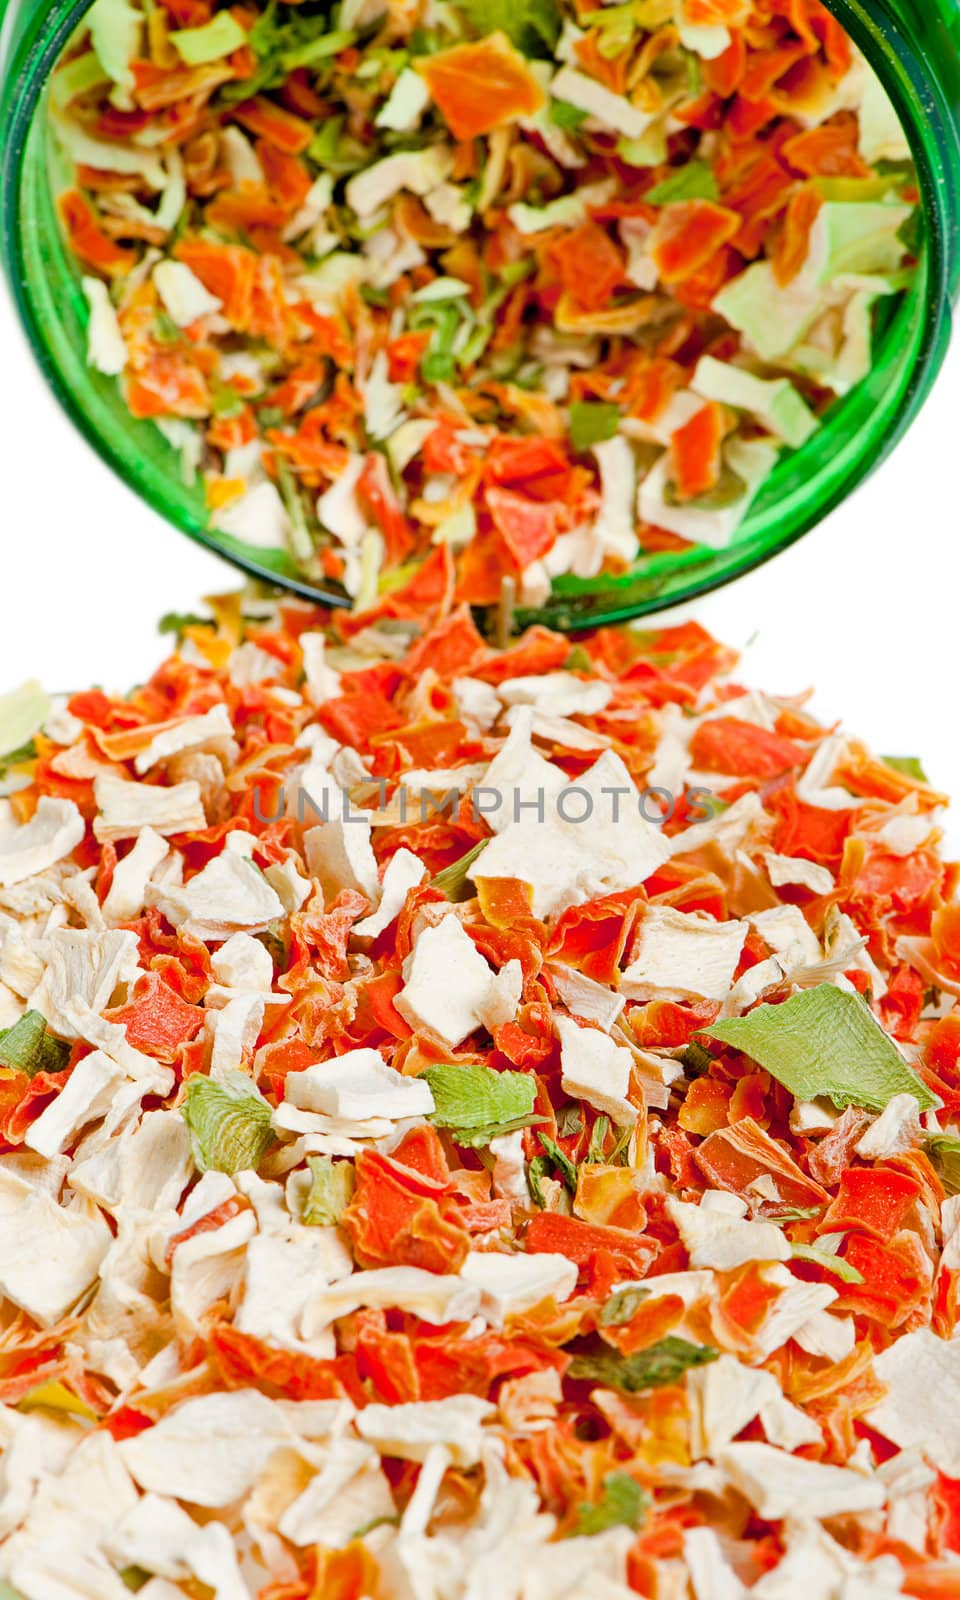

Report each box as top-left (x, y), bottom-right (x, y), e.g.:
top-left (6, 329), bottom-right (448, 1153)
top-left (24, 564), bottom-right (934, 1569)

top-left (2, 0), bottom-right (958, 629)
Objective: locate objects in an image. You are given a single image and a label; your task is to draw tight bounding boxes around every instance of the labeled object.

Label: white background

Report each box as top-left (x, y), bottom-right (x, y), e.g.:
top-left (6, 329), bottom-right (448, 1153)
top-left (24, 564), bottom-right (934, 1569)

top-left (1, 283), bottom-right (957, 821)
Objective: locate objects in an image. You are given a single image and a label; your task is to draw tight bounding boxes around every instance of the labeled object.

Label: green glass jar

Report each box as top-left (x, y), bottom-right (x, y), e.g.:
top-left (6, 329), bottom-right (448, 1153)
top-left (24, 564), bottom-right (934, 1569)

top-left (2, 0), bottom-right (959, 628)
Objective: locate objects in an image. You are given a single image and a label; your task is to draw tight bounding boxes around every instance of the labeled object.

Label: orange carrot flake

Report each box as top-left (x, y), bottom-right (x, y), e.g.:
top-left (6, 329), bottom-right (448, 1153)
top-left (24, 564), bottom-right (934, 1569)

top-left (416, 32), bottom-right (545, 141)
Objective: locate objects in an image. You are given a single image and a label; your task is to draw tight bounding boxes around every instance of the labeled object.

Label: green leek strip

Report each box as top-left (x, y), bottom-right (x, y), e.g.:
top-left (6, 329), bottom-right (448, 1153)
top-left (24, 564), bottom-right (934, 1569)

top-left (282, 29), bottom-right (356, 70)
top-left (431, 841), bottom-right (487, 901)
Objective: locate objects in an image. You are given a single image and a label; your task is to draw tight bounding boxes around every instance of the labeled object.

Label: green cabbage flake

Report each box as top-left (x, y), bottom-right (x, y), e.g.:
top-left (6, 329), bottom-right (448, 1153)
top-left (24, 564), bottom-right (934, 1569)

top-left (457, 0), bottom-right (561, 55)
top-left (0, 681), bottom-right (50, 764)
top-left (0, 1012), bottom-right (70, 1079)
top-left (182, 1072), bottom-right (275, 1174)
top-left (571, 1471), bottom-right (648, 1537)
top-left (568, 402), bottom-right (620, 453)
top-left (703, 985), bottom-right (939, 1114)
top-left (87, 0), bottom-right (143, 89)
top-left (882, 755), bottom-right (929, 783)
top-left (171, 12), bottom-right (248, 65)
top-left (302, 1156), bottom-right (355, 1226)
top-left (927, 1135), bottom-right (960, 1196)
top-left (646, 160), bottom-right (718, 206)
top-left (424, 1061), bottom-right (536, 1131)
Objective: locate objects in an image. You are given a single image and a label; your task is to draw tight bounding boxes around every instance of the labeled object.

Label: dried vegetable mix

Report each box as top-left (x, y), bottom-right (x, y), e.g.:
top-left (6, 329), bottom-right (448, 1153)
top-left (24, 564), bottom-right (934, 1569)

top-left (53, 0), bottom-right (917, 606)
top-left (0, 591), bottom-right (959, 1594)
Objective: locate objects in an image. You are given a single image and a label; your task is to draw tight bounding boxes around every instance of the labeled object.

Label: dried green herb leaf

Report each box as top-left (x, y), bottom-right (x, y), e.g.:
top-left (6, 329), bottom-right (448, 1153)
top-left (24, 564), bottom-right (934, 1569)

top-left (571, 1471), bottom-right (648, 1537)
top-left (425, 1062), bottom-right (536, 1129)
top-left (703, 985), bottom-right (939, 1113)
top-left (568, 1336), bottom-right (719, 1392)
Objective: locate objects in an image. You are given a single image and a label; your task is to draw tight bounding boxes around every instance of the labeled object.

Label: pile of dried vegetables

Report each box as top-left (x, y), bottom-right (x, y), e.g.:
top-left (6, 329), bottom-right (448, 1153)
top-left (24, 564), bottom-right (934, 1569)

top-left (54, 0), bottom-right (916, 608)
top-left (0, 587), bottom-right (958, 1595)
